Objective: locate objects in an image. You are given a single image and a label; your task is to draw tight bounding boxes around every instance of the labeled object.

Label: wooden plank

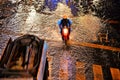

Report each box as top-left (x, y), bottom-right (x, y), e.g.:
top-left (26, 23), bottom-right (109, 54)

top-left (76, 62), bottom-right (86, 80)
top-left (93, 64), bottom-right (104, 80)
top-left (110, 68), bottom-right (120, 80)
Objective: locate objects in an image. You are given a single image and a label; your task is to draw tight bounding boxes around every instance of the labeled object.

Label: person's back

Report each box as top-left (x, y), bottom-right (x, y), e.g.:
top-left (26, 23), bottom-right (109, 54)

top-left (57, 15), bottom-right (72, 34)
top-left (60, 18), bottom-right (71, 27)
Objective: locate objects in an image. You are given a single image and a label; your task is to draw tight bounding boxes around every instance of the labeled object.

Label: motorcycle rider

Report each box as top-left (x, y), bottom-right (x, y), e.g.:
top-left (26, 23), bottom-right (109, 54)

top-left (57, 15), bottom-right (72, 41)
top-left (57, 15), bottom-right (72, 34)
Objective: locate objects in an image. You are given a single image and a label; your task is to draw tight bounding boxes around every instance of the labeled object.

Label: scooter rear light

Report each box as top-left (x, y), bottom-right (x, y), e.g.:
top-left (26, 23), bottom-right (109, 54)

top-left (63, 28), bottom-right (69, 36)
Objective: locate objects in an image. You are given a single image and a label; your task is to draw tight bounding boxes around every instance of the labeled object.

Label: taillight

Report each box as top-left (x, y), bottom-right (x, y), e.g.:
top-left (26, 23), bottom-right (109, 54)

top-left (63, 28), bottom-right (69, 36)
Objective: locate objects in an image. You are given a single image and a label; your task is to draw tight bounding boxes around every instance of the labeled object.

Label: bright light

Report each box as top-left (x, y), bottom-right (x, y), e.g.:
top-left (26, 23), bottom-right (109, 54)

top-left (63, 28), bottom-right (69, 36)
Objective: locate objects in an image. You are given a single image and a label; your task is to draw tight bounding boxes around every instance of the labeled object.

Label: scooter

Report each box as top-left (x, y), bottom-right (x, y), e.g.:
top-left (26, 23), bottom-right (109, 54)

top-left (61, 26), bottom-right (70, 45)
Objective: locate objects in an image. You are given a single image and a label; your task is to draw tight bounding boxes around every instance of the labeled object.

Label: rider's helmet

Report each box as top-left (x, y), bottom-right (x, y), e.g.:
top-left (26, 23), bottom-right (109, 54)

top-left (63, 15), bottom-right (68, 19)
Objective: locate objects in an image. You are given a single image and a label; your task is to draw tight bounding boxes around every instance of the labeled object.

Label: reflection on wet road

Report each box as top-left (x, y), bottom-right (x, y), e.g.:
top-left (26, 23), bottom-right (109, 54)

top-left (0, 1), bottom-right (120, 80)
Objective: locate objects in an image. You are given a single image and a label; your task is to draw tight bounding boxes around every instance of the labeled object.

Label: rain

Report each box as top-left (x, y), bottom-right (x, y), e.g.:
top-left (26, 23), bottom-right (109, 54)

top-left (0, 0), bottom-right (120, 80)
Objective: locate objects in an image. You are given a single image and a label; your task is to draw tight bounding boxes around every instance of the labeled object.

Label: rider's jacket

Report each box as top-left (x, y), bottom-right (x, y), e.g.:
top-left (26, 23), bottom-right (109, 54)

top-left (57, 18), bottom-right (72, 30)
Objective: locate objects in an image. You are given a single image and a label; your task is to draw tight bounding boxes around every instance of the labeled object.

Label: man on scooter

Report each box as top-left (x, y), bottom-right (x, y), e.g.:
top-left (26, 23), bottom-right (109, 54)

top-left (57, 15), bottom-right (72, 34)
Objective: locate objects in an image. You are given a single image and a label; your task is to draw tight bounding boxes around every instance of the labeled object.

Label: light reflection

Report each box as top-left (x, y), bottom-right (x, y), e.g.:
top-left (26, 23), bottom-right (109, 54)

top-left (26, 6), bottom-right (37, 24)
top-left (8, 0), bottom-right (21, 3)
top-left (92, 0), bottom-right (100, 5)
top-left (55, 3), bottom-right (72, 18)
top-left (59, 51), bottom-right (74, 79)
top-left (22, 6), bottom-right (38, 33)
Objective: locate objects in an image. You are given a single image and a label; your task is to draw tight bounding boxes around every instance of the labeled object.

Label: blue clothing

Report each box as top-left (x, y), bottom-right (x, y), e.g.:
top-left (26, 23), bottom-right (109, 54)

top-left (57, 18), bottom-right (72, 33)
top-left (57, 18), bottom-right (72, 27)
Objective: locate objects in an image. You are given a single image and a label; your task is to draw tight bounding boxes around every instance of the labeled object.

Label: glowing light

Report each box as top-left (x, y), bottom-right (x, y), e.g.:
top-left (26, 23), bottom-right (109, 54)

top-left (63, 28), bottom-right (69, 36)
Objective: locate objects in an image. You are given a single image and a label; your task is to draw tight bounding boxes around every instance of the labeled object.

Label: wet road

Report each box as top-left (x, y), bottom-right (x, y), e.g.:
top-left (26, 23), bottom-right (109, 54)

top-left (0, 1), bottom-right (120, 80)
